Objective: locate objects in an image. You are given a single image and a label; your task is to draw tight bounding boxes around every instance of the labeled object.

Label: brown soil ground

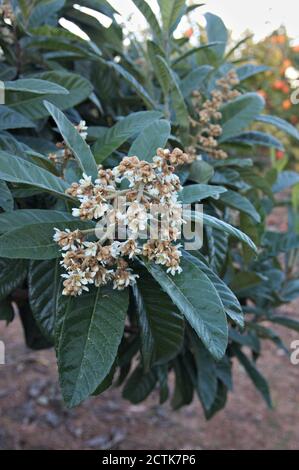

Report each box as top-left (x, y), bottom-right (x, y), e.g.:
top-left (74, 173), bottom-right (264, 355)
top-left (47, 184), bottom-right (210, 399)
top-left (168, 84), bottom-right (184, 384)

top-left (0, 206), bottom-right (298, 450)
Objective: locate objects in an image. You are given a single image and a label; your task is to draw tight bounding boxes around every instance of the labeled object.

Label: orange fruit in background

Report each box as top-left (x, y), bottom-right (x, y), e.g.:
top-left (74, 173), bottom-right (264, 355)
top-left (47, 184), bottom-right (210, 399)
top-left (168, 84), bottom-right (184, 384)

top-left (290, 115), bottom-right (299, 124)
top-left (277, 35), bottom-right (286, 44)
top-left (257, 89), bottom-right (267, 99)
top-left (282, 99), bottom-right (292, 110)
top-left (184, 28), bottom-right (193, 38)
top-left (276, 150), bottom-right (284, 160)
top-left (273, 80), bottom-right (284, 90)
top-left (282, 84), bottom-right (290, 93)
top-left (293, 45), bottom-right (299, 53)
top-left (283, 59), bottom-right (292, 69)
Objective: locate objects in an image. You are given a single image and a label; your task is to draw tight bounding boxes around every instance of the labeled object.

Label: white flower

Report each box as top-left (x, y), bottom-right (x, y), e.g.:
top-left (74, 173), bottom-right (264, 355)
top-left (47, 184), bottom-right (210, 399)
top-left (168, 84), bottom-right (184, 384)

top-left (93, 202), bottom-right (109, 219)
top-left (79, 173), bottom-right (92, 188)
top-left (72, 208), bottom-right (81, 218)
top-left (83, 241), bottom-right (98, 257)
top-left (127, 202), bottom-right (148, 234)
top-left (110, 241), bottom-right (122, 258)
top-left (167, 265), bottom-right (183, 276)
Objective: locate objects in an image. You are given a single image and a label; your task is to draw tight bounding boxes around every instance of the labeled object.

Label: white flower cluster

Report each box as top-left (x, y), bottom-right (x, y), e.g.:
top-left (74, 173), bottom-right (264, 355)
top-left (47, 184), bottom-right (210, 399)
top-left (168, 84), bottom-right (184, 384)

top-left (54, 147), bottom-right (192, 296)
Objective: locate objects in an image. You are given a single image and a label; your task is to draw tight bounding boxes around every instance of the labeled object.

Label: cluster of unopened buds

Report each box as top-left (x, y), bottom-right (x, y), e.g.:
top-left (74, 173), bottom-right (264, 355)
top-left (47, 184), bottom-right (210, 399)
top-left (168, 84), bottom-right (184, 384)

top-left (49, 121), bottom-right (88, 165)
top-left (191, 69), bottom-right (240, 159)
top-left (54, 147), bottom-right (193, 296)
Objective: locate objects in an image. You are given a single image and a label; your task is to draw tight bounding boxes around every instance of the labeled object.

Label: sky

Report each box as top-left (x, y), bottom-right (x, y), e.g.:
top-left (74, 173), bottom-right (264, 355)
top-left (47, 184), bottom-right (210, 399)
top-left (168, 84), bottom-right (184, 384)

top-left (107, 0), bottom-right (299, 44)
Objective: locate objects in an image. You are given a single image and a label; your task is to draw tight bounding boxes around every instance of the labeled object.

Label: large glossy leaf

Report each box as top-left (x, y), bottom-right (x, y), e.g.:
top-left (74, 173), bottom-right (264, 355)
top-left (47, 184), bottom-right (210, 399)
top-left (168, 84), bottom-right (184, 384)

top-left (7, 71), bottom-right (93, 120)
top-left (205, 13), bottom-right (228, 58)
top-left (93, 111), bottom-right (162, 163)
top-left (219, 93), bottom-right (265, 142)
top-left (189, 331), bottom-right (217, 411)
top-left (28, 259), bottom-right (61, 341)
top-left (187, 211), bottom-right (257, 253)
top-left (179, 184), bottom-right (226, 203)
top-left (158, 0), bottom-right (185, 32)
top-left (270, 316), bottom-right (299, 332)
top-left (4, 79), bottom-right (69, 95)
top-left (44, 101), bottom-right (98, 178)
top-left (219, 189), bottom-right (261, 223)
top-left (134, 267), bottom-right (184, 367)
top-left (0, 217), bottom-right (92, 259)
top-left (0, 151), bottom-right (70, 199)
top-left (0, 258), bottom-right (28, 300)
top-left (0, 209), bottom-right (75, 234)
top-left (180, 65), bottom-right (213, 98)
top-left (122, 366), bottom-right (157, 403)
top-left (184, 251), bottom-right (244, 328)
top-left (189, 160), bottom-right (214, 183)
top-left (27, 0), bottom-right (65, 28)
top-left (0, 106), bottom-right (35, 130)
top-left (56, 285), bottom-right (129, 407)
top-left (108, 61), bottom-right (155, 108)
top-left (128, 119), bottom-right (171, 162)
top-left (256, 115), bottom-right (299, 141)
top-left (272, 171), bottom-right (299, 193)
top-left (227, 131), bottom-right (284, 150)
top-left (156, 56), bottom-right (189, 131)
top-left (0, 180), bottom-right (13, 211)
top-left (132, 0), bottom-right (162, 41)
top-left (236, 64), bottom-right (270, 81)
top-left (233, 346), bottom-right (272, 408)
top-left (145, 258), bottom-right (228, 360)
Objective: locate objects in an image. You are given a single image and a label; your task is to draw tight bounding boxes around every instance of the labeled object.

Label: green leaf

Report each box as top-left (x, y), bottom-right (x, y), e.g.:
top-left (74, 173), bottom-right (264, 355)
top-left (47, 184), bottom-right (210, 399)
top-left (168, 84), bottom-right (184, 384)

top-left (132, 0), bottom-right (162, 41)
top-left (128, 119), bottom-right (171, 162)
top-left (219, 189), bottom-right (261, 223)
top-left (108, 61), bottom-right (155, 108)
top-left (180, 65), bottom-right (213, 98)
top-left (122, 366), bottom-right (157, 403)
top-left (228, 131), bottom-right (284, 150)
top-left (44, 101), bottom-right (98, 178)
top-left (0, 106), bottom-right (35, 130)
top-left (0, 180), bottom-right (13, 211)
top-left (172, 43), bottom-right (224, 66)
top-left (7, 71), bottom-right (93, 121)
top-left (0, 209), bottom-right (76, 235)
top-left (145, 257), bottom-right (228, 360)
top-left (204, 380), bottom-right (227, 419)
top-left (184, 251), bottom-right (244, 328)
top-left (189, 331), bottom-right (217, 411)
top-left (270, 316), bottom-right (299, 332)
top-left (133, 266), bottom-right (184, 368)
top-left (189, 160), bottom-right (214, 183)
top-left (4, 79), bottom-right (69, 95)
top-left (179, 184), bottom-right (226, 203)
top-left (219, 93), bottom-right (265, 142)
top-left (27, 0), bottom-right (65, 28)
top-left (0, 258), bottom-right (28, 300)
top-left (156, 56), bottom-right (189, 132)
top-left (171, 356), bottom-right (194, 409)
top-left (158, 0), bottom-right (185, 32)
top-left (187, 211), bottom-right (258, 253)
top-left (147, 41), bottom-right (169, 96)
top-left (56, 285), bottom-right (129, 407)
top-left (28, 259), bottom-right (61, 341)
top-left (0, 151), bottom-right (70, 199)
top-left (233, 347), bottom-right (272, 408)
top-left (93, 111), bottom-right (162, 163)
top-left (236, 64), bottom-right (270, 81)
top-left (272, 171), bottom-right (299, 193)
top-left (256, 115), bottom-right (299, 141)
top-left (208, 227), bottom-right (228, 275)
top-left (0, 218), bottom-right (92, 260)
top-left (0, 299), bottom-right (14, 324)
top-left (205, 13), bottom-right (228, 59)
